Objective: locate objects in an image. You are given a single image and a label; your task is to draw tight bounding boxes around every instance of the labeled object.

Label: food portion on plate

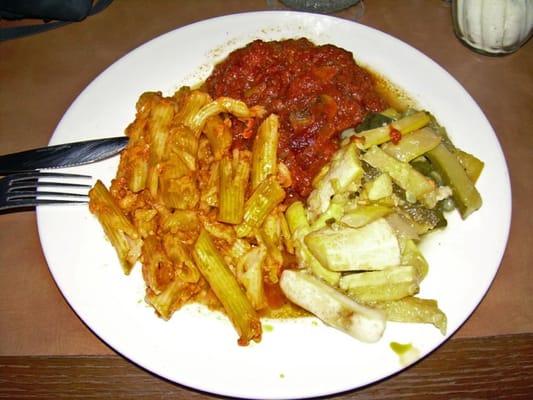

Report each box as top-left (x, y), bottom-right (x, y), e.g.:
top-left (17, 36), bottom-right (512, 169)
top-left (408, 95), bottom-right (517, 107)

top-left (88, 38), bottom-right (483, 346)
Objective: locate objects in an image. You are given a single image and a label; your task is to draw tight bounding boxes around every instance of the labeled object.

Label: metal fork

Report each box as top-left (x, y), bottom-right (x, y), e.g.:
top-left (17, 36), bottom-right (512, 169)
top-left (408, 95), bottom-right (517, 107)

top-left (0, 171), bottom-right (92, 211)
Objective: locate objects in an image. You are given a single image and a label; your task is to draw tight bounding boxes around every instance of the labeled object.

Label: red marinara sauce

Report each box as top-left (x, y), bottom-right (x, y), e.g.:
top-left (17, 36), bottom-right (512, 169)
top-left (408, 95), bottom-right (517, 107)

top-left (206, 39), bottom-right (388, 199)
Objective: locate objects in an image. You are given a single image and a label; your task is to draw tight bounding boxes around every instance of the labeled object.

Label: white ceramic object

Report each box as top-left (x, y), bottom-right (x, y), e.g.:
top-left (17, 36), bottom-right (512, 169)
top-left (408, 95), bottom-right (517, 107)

top-left (37, 11), bottom-right (511, 399)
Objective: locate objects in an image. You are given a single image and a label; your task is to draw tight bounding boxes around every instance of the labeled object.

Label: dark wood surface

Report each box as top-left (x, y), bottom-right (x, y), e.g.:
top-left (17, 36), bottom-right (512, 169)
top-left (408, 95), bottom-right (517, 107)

top-left (1, 0), bottom-right (532, 398)
top-left (1, 334), bottom-right (532, 399)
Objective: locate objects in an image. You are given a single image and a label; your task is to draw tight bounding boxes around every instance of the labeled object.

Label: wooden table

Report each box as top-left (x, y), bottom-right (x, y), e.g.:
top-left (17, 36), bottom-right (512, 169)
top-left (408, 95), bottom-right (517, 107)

top-left (1, 0), bottom-right (532, 398)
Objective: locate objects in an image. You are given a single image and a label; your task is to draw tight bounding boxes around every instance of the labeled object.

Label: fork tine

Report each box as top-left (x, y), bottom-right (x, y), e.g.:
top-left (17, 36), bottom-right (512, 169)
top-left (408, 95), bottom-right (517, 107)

top-left (8, 171), bottom-right (92, 181)
top-left (10, 181), bottom-right (92, 190)
top-left (8, 171), bottom-right (92, 190)
top-left (7, 190), bottom-right (89, 200)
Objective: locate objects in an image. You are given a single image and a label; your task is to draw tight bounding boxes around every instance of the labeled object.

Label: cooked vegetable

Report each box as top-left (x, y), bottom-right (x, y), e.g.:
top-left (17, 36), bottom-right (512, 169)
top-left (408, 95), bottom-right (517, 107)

top-left (193, 229), bottom-right (261, 345)
top-left (340, 266), bottom-right (419, 303)
top-left (340, 266), bottom-right (418, 289)
top-left (146, 277), bottom-right (200, 320)
top-left (362, 146), bottom-right (436, 202)
top-left (341, 204), bottom-right (392, 228)
top-left (307, 142), bottom-right (363, 220)
top-left (426, 143), bottom-right (482, 218)
top-left (455, 149), bottom-right (484, 183)
top-left (373, 296), bottom-right (447, 335)
top-left (381, 127), bottom-right (441, 162)
top-left (384, 212), bottom-right (420, 241)
top-left (400, 239), bottom-right (429, 280)
top-left (354, 111), bottom-right (431, 149)
top-left (347, 281), bottom-right (419, 303)
top-left (280, 270), bottom-right (386, 343)
top-left (399, 202), bottom-right (447, 234)
top-left (309, 202), bottom-right (344, 231)
top-left (285, 201), bottom-right (340, 286)
top-left (365, 173), bottom-right (393, 200)
top-left (305, 218), bottom-right (401, 271)
top-left (354, 112), bottom-right (394, 133)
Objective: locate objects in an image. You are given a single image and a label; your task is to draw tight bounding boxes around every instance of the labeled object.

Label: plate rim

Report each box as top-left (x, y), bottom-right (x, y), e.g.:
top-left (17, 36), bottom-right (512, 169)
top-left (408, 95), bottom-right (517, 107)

top-left (36, 10), bottom-right (512, 399)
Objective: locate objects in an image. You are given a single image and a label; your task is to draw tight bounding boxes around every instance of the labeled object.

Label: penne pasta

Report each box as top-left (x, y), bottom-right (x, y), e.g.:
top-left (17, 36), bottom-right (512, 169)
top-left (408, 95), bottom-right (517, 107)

top-left (203, 115), bottom-right (232, 160)
top-left (162, 235), bottom-right (201, 283)
top-left (218, 150), bottom-right (251, 224)
top-left (251, 114), bottom-right (279, 189)
top-left (167, 124), bottom-right (199, 171)
top-left (176, 90), bottom-right (212, 129)
top-left (237, 246), bottom-right (268, 310)
top-left (193, 229), bottom-right (262, 345)
top-left (189, 96), bottom-right (265, 135)
top-left (142, 235), bottom-right (174, 294)
top-left (158, 208), bottom-right (199, 233)
top-left (235, 175), bottom-right (286, 238)
top-left (146, 277), bottom-right (201, 320)
top-left (89, 180), bottom-right (142, 274)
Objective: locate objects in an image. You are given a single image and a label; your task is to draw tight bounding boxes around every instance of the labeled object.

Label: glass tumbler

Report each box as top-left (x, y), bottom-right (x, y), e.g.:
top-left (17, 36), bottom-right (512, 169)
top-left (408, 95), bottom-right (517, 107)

top-left (279, 0), bottom-right (362, 13)
top-left (452, 0), bottom-right (533, 55)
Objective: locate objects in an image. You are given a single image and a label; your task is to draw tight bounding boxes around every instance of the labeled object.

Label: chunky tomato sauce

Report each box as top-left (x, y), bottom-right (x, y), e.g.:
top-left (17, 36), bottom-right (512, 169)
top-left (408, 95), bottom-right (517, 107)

top-left (206, 39), bottom-right (388, 198)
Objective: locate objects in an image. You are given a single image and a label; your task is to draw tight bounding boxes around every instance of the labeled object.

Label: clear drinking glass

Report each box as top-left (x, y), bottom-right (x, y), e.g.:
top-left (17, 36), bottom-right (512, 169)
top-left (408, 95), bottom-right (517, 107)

top-left (452, 0), bottom-right (533, 55)
top-left (269, 0), bottom-right (364, 19)
top-left (279, 0), bottom-right (362, 13)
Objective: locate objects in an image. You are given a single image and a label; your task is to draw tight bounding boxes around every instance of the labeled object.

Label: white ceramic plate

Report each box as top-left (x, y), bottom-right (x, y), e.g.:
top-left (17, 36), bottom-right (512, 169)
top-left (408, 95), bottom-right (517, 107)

top-left (37, 11), bottom-right (511, 399)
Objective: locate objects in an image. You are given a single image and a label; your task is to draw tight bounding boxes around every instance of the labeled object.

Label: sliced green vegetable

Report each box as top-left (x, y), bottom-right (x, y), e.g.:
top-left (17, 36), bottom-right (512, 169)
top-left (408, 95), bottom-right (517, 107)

top-left (341, 204), bottom-right (392, 228)
top-left (305, 218), bottom-right (401, 271)
top-left (455, 149), bottom-right (484, 183)
top-left (362, 146), bottom-right (436, 201)
top-left (365, 173), bottom-right (393, 200)
top-left (392, 111), bottom-right (431, 134)
top-left (380, 108), bottom-right (401, 120)
top-left (285, 201), bottom-right (340, 286)
top-left (340, 266), bottom-right (418, 289)
top-left (400, 239), bottom-right (429, 280)
top-left (309, 202), bottom-right (344, 231)
top-left (347, 281), bottom-right (419, 303)
top-left (399, 202), bottom-right (447, 234)
top-left (355, 111), bottom-right (431, 149)
top-left (426, 143), bottom-right (482, 219)
top-left (307, 142), bottom-right (363, 220)
top-left (340, 266), bottom-right (419, 303)
top-left (373, 296), bottom-right (447, 335)
top-left (355, 112), bottom-right (394, 133)
top-left (381, 127), bottom-right (441, 162)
